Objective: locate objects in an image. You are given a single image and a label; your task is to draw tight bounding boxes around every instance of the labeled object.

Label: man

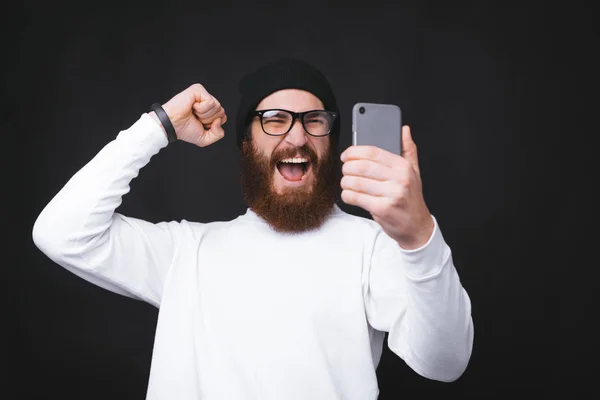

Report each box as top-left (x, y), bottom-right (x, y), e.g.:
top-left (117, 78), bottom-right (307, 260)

top-left (32, 58), bottom-right (474, 399)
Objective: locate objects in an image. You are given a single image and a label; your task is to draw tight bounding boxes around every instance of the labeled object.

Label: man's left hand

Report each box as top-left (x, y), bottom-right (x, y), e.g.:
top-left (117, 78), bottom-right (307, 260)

top-left (340, 126), bottom-right (435, 250)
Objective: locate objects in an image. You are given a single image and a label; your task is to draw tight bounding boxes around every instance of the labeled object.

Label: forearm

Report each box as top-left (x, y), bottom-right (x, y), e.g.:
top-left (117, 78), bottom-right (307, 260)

top-left (391, 220), bottom-right (474, 382)
top-left (32, 113), bottom-right (168, 262)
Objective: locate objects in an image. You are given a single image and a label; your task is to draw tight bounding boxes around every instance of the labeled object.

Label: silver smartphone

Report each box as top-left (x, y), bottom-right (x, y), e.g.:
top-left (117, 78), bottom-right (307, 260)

top-left (352, 102), bottom-right (402, 155)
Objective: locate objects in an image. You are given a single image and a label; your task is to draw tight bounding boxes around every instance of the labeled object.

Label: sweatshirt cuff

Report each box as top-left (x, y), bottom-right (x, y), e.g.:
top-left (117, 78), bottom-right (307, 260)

top-left (116, 113), bottom-right (169, 151)
top-left (398, 215), bottom-right (450, 281)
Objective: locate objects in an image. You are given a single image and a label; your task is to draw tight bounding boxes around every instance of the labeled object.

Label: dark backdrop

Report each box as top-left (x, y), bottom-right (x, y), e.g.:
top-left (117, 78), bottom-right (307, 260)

top-left (6, 1), bottom-right (592, 398)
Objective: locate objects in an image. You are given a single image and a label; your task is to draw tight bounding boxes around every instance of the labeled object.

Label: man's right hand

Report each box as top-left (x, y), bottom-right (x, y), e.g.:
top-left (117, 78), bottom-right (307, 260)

top-left (150, 83), bottom-right (227, 147)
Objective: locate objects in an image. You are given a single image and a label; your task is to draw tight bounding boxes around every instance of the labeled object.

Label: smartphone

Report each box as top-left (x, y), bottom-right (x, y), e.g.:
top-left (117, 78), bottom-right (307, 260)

top-left (352, 102), bottom-right (402, 155)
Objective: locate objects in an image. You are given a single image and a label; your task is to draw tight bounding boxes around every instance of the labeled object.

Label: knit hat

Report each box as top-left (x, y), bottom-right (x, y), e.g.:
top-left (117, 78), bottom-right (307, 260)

top-left (235, 58), bottom-right (339, 149)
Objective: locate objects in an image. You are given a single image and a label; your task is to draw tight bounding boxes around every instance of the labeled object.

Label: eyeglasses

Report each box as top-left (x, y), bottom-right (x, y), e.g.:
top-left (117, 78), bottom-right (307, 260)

top-left (251, 109), bottom-right (338, 137)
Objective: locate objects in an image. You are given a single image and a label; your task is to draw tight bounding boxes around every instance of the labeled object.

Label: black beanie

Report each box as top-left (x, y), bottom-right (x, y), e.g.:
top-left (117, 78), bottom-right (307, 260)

top-left (235, 58), bottom-right (339, 149)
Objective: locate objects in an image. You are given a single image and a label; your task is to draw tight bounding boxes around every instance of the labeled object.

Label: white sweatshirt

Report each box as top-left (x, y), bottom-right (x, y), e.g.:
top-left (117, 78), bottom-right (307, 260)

top-left (32, 113), bottom-right (474, 400)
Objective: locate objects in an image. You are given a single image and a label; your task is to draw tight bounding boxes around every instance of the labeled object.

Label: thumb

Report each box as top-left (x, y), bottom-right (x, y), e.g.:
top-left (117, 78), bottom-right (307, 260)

top-left (401, 125), bottom-right (421, 178)
top-left (205, 117), bottom-right (225, 145)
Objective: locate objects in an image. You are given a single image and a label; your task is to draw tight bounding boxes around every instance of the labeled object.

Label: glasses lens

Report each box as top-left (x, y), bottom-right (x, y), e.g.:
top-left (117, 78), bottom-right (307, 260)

top-left (303, 111), bottom-right (334, 136)
top-left (261, 110), bottom-right (293, 135)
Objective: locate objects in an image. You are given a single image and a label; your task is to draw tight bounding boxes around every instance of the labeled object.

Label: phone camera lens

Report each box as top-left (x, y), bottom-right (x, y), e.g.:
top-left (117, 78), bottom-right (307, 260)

top-left (359, 106), bottom-right (365, 114)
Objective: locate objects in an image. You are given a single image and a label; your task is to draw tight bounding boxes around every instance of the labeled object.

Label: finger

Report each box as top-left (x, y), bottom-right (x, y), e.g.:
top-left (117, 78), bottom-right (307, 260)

top-left (193, 118), bottom-right (224, 147)
top-left (193, 94), bottom-right (221, 112)
top-left (193, 109), bottom-right (223, 126)
top-left (205, 95), bottom-right (222, 114)
top-left (340, 145), bottom-right (399, 168)
top-left (210, 96), bottom-right (222, 110)
top-left (188, 83), bottom-right (212, 103)
top-left (194, 107), bottom-right (225, 126)
top-left (401, 125), bottom-right (421, 177)
top-left (340, 189), bottom-right (386, 216)
top-left (192, 110), bottom-right (218, 130)
top-left (211, 108), bottom-right (227, 124)
top-left (193, 98), bottom-right (216, 115)
top-left (208, 117), bottom-right (225, 139)
top-left (340, 175), bottom-right (399, 198)
top-left (342, 159), bottom-right (396, 181)
top-left (200, 105), bottom-right (223, 120)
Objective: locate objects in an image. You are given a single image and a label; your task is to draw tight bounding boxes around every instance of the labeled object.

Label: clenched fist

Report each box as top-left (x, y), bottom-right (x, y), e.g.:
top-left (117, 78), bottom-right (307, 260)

top-left (151, 83), bottom-right (227, 147)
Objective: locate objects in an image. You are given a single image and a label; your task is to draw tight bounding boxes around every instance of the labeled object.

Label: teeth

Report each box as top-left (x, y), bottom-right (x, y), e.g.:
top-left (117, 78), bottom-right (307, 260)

top-left (280, 157), bottom-right (308, 163)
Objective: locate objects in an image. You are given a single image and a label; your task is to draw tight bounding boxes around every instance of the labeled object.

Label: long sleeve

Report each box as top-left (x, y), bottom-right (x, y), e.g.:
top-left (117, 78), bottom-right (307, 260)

top-left (32, 113), bottom-right (182, 308)
top-left (362, 216), bottom-right (474, 382)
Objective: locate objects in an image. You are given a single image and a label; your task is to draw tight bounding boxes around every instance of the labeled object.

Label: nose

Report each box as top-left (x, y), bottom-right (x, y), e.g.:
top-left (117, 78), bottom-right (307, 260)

top-left (284, 118), bottom-right (308, 147)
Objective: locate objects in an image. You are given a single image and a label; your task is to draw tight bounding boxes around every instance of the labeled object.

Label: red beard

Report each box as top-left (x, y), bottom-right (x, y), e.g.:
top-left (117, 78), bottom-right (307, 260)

top-left (240, 138), bottom-right (341, 233)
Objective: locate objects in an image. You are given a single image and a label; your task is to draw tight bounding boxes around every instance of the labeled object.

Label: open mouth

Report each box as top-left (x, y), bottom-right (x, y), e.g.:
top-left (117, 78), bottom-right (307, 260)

top-left (276, 157), bottom-right (311, 182)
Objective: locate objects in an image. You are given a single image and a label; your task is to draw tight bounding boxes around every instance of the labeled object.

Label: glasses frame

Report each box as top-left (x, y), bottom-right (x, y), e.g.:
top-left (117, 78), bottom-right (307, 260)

top-left (251, 109), bottom-right (338, 137)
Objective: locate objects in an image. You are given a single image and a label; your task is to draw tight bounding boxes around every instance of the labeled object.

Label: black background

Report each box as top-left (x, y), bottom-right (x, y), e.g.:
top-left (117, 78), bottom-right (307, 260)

top-left (5, 1), bottom-right (594, 398)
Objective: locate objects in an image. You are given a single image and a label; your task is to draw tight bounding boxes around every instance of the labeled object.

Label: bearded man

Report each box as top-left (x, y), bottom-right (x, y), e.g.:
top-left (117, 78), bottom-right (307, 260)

top-left (33, 58), bottom-right (474, 400)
